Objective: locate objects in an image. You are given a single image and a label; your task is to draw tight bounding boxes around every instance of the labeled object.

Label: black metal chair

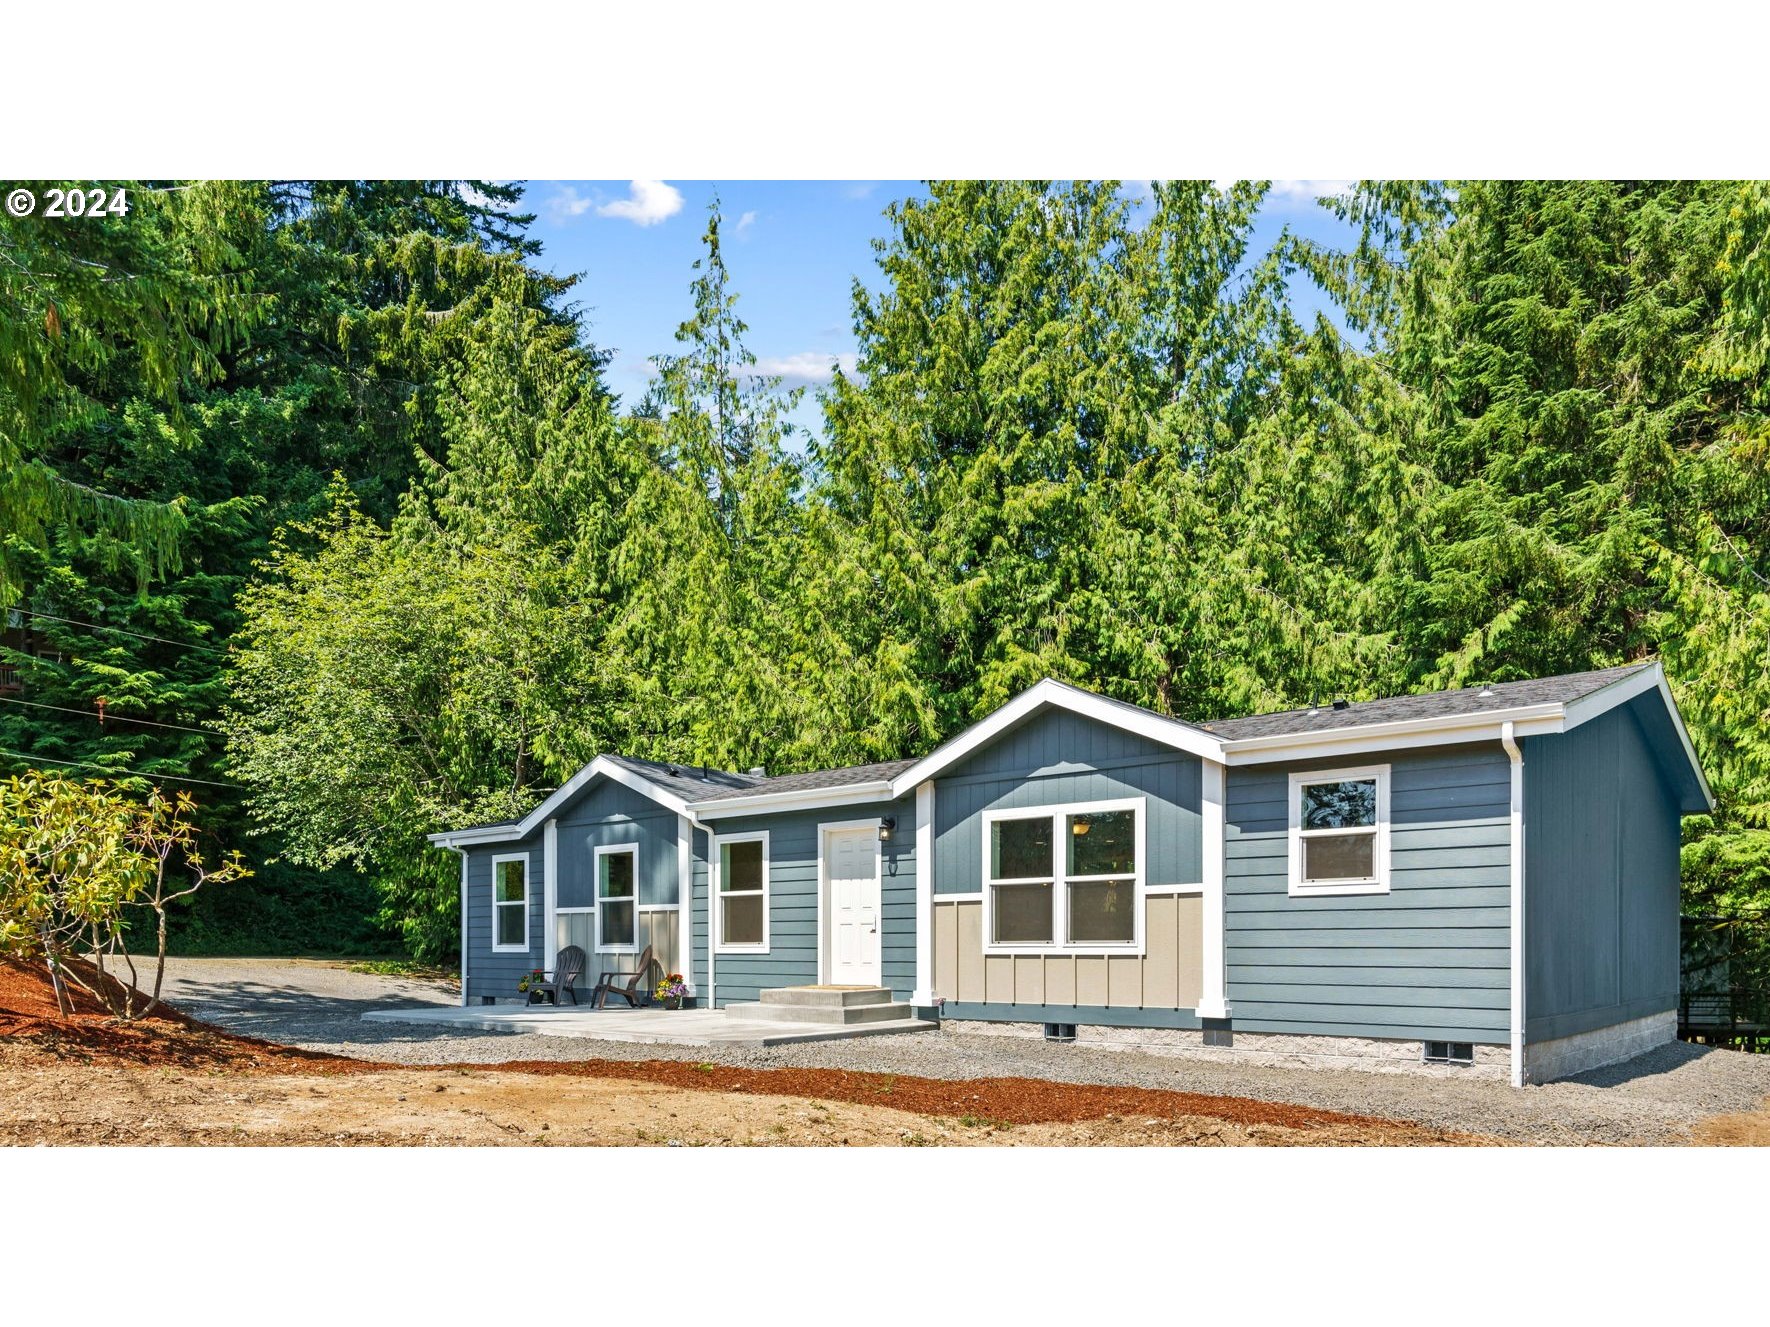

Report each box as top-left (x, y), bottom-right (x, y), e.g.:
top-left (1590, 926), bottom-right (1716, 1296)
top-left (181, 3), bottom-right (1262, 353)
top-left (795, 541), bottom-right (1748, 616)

top-left (592, 944), bottom-right (657, 1009)
top-left (530, 945), bottom-right (588, 1006)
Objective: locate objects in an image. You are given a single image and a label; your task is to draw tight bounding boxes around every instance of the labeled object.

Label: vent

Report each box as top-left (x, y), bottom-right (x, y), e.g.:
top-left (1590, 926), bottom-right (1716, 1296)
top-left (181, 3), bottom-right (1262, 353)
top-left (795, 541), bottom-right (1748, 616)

top-left (1203, 1028), bottom-right (1233, 1048)
top-left (1423, 1040), bottom-right (1474, 1066)
top-left (747, 766), bottom-right (766, 777)
top-left (1043, 1022), bottom-right (1077, 1043)
top-left (1331, 698), bottom-right (1350, 711)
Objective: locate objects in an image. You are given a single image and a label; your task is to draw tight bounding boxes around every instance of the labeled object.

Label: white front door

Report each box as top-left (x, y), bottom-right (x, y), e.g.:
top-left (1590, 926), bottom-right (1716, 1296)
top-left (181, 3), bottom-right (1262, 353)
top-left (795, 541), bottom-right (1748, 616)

top-left (827, 828), bottom-right (882, 987)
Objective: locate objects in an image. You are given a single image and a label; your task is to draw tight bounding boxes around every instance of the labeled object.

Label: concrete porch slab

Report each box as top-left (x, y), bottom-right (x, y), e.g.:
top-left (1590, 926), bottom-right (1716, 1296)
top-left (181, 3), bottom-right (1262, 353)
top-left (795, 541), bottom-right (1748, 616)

top-left (360, 1004), bottom-right (938, 1048)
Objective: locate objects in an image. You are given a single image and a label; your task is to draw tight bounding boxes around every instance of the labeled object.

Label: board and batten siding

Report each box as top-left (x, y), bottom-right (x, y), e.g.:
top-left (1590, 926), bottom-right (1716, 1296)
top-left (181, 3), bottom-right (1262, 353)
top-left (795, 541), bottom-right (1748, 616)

top-left (699, 797), bottom-right (917, 1007)
top-left (1225, 743), bottom-right (1513, 1044)
top-left (1522, 696), bottom-right (1681, 1043)
top-left (930, 705), bottom-right (1207, 1022)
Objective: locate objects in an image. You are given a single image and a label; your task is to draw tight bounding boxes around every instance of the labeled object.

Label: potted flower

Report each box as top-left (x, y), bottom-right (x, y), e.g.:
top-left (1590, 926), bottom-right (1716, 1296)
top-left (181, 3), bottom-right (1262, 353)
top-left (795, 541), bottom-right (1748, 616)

top-left (654, 972), bottom-right (690, 1010)
top-left (518, 969), bottom-right (547, 1003)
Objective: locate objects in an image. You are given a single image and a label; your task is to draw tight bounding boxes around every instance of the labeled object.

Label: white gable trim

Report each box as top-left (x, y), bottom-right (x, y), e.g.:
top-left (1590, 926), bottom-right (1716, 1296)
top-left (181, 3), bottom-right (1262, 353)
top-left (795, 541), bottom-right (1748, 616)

top-left (427, 756), bottom-right (690, 847)
top-left (887, 678), bottom-right (1224, 797)
top-left (1560, 661), bottom-right (1713, 810)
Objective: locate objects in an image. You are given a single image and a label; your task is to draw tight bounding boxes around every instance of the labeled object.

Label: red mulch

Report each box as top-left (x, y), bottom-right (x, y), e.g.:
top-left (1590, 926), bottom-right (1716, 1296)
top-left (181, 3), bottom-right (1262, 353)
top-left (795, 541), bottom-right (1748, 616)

top-left (1, 957), bottom-right (1452, 1137)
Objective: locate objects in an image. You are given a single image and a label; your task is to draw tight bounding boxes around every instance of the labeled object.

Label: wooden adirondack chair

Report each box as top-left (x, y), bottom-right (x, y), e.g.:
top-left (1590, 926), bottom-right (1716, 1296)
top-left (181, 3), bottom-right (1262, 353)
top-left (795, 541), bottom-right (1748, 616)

top-left (592, 944), bottom-right (657, 1009)
top-left (530, 945), bottom-right (588, 1006)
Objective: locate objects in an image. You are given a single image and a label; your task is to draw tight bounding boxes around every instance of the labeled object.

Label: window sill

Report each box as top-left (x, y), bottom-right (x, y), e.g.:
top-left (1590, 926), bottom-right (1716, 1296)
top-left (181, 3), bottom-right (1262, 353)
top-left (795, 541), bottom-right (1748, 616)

top-left (715, 943), bottom-right (771, 956)
top-left (492, 943), bottom-right (530, 954)
top-left (1287, 880), bottom-right (1389, 898)
top-left (982, 944), bottom-right (1143, 958)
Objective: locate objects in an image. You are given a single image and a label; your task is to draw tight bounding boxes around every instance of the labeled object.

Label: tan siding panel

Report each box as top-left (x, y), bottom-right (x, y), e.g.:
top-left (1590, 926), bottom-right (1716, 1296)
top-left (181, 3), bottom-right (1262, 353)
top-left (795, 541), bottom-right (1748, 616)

top-left (1175, 893), bottom-right (1204, 1007)
top-left (934, 903), bottom-right (957, 999)
top-left (1075, 955), bottom-right (1109, 1006)
top-left (1108, 955), bottom-right (1142, 1007)
top-left (985, 955), bottom-right (1015, 1004)
top-left (1045, 955), bottom-right (1075, 1005)
top-left (1014, 955), bottom-right (1045, 1004)
top-left (639, 910), bottom-right (681, 975)
top-left (1143, 895), bottom-right (1179, 1008)
top-left (956, 901), bottom-right (986, 1003)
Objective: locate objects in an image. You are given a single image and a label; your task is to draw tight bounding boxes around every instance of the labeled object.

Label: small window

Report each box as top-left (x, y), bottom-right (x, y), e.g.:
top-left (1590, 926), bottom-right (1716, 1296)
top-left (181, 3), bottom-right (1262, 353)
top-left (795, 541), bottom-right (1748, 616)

top-left (1066, 810), bottom-right (1136, 944)
top-left (596, 845), bottom-right (637, 951)
top-left (717, 833), bottom-right (769, 952)
top-left (1288, 766), bottom-right (1390, 896)
top-left (491, 854), bottom-right (529, 952)
top-left (991, 816), bottom-right (1054, 944)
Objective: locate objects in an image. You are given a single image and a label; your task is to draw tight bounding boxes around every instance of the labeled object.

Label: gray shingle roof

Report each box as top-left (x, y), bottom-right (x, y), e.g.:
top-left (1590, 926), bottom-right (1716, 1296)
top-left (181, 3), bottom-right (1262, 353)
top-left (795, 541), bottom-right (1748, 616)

top-left (602, 755), bottom-right (765, 801)
top-left (1198, 663), bottom-right (1655, 741)
top-left (695, 758), bottom-right (919, 802)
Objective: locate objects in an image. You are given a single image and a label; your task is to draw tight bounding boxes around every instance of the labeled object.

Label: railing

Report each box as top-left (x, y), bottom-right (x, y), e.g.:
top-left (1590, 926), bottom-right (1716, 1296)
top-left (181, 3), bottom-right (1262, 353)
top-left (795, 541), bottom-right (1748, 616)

top-left (1681, 914), bottom-right (1770, 1051)
top-left (0, 664), bottom-right (19, 693)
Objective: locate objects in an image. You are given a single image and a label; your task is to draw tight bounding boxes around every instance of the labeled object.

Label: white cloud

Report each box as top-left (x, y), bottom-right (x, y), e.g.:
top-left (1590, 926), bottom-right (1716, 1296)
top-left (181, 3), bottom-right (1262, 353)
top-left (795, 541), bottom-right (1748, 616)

top-left (544, 185), bottom-right (599, 220)
top-left (734, 209), bottom-right (758, 237)
top-left (1266, 179), bottom-right (1356, 204)
top-left (752, 351), bottom-right (858, 389)
top-left (595, 179), bottom-right (685, 227)
top-left (842, 181), bottom-right (878, 200)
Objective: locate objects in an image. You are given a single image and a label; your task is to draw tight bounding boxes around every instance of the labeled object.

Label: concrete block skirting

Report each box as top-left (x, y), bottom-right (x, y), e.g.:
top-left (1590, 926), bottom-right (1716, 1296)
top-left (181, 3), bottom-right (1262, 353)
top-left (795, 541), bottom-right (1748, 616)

top-left (944, 1019), bottom-right (1510, 1080)
top-left (1522, 1010), bottom-right (1676, 1084)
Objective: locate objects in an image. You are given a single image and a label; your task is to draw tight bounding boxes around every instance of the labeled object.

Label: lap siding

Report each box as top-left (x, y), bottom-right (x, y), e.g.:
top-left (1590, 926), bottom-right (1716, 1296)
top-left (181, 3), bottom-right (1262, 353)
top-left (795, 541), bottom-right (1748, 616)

top-left (1225, 743), bottom-right (1513, 1044)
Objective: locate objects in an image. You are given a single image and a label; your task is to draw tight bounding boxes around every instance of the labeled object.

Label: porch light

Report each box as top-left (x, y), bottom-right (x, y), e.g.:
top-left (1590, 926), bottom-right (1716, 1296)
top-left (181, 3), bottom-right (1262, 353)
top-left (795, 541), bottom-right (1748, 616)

top-left (878, 817), bottom-right (896, 843)
top-left (1072, 820), bottom-right (1090, 835)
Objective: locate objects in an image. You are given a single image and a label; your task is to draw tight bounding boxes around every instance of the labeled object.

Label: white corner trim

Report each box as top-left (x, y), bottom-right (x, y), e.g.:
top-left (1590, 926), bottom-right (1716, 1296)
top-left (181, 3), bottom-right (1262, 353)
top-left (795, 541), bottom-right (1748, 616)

top-left (1501, 721), bottom-right (1526, 1089)
top-left (591, 842), bottom-right (639, 953)
top-left (543, 819), bottom-right (558, 965)
top-left (677, 814), bottom-right (695, 995)
top-left (889, 678), bottom-right (1223, 797)
top-left (489, 851), bottom-right (531, 954)
top-left (711, 828), bottom-right (771, 955)
top-left (913, 781), bottom-right (935, 1004)
top-left (979, 794), bottom-right (1147, 956)
top-left (1196, 759), bottom-right (1230, 1019)
top-left (1286, 764), bottom-right (1391, 897)
top-left (455, 849), bottom-right (469, 1006)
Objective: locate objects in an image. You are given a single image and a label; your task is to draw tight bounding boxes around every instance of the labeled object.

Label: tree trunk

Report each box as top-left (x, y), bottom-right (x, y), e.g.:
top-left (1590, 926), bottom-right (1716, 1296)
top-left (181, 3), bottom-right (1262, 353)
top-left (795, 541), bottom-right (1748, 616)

top-left (137, 905), bottom-right (170, 1021)
top-left (40, 924), bottom-right (71, 1017)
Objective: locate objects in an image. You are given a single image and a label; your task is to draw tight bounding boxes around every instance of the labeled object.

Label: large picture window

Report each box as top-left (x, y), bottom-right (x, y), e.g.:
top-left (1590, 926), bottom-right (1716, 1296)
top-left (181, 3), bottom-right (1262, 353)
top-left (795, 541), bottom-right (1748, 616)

top-left (716, 832), bottom-right (769, 952)
top-left (984, 799), bottom-right (1144, 953)
top-left (595, 845), bottom-right (637, 950)
top-left (1288, 765), bottom-right (1390, 896)
top-left (491, 853), bottom-right (529, 952)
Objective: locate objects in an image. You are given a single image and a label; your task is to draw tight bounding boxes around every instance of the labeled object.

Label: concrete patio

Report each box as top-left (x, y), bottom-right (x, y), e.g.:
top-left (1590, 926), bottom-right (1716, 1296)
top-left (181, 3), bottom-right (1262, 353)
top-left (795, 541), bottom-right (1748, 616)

top-left (361, 1002), bottom-right (938, 1048)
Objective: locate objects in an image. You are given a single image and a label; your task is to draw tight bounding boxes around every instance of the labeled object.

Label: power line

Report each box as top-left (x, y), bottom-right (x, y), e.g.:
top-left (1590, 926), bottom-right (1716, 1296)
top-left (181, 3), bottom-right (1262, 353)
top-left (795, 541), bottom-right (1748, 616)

top-left (0, 694), bottom-right (214, 735)
top-left (0, 747), bottom-right (238, 789)
top-left (11, 610), bottom-right (226, 655)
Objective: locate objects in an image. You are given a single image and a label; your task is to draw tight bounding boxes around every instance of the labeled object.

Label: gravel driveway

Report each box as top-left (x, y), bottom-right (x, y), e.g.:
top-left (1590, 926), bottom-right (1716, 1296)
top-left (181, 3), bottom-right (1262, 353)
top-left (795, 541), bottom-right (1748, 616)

top-left (151, 956), bottom-right (1770, 1145)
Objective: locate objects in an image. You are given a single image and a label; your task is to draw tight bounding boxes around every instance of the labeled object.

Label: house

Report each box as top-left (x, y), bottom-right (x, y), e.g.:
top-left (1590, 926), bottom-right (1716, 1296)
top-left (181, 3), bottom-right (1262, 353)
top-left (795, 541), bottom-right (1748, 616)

top-left (428, 661), bottom-right (1711, 1085)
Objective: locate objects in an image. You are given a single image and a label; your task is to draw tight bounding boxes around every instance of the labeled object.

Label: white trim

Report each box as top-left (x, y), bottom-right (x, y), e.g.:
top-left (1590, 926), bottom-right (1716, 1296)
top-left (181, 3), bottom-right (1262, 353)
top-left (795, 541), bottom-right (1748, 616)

top-left (677, 814), bottom-right (695, 995)
top-left (694, 782), bottom-right (897, 819)
top-left (1196, 759), bottom-right (1230, 1019)
top-left (817, 817), bottom-right (887, 985)
top-left (489, 852), bottom-right (531, 954)
top-left (931, 891), bottom-right (985, 902)
top-left (542, 819), bottom-right (558, 967)
top-left (1286, 765), bottom-right (1391, 897)
top-left (913, 782), bottom-right (935, 1005)
top-left (712, 828), bottom-right (771, 955)
top-left (455, 849), bottom-right (469, 1006)
top-left (1144, 884), bottom-right (1206, 895)
top-left (428, 755), bottom-right (690, 847)
top-left (1502, 721), bottom-right (1526, 1089)
top-left (1224, 707), bottom-right (1563, 765)
top-left (592, 843), bottom-right (639, 953)
top-left (980, 795), bottom-right (1146, 956)
top-left (890, 679), bottom-right (1221, 797)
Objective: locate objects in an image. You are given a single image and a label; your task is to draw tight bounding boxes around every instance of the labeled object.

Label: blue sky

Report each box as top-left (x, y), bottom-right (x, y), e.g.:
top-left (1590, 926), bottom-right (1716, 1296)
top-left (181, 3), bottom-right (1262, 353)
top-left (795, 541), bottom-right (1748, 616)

top-left (520, 180), bottom-right (1361, 438)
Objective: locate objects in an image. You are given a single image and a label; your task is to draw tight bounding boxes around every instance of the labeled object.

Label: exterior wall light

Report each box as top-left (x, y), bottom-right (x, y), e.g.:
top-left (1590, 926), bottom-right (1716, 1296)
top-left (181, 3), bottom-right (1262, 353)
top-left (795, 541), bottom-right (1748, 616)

top-left (878, 816), bottom-right (896, 843)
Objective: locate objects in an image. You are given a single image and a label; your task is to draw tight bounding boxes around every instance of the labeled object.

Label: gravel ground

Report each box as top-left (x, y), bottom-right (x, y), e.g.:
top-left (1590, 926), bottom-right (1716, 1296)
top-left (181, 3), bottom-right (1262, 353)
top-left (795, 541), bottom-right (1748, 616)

top-left (152, 956), bottom-right (1770, 1145)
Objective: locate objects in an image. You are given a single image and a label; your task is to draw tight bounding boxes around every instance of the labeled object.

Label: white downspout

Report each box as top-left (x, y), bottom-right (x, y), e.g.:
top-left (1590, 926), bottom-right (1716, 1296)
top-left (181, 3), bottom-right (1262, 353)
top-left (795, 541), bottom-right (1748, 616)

top-left (543, 819), bottom-right (558, 972)
top-left (1502, 721), bottom-right (1526, 1088)
top-left (677, 814), bottom-right (694, 997)
top-left (455, 847), bottom-right (470, 1007)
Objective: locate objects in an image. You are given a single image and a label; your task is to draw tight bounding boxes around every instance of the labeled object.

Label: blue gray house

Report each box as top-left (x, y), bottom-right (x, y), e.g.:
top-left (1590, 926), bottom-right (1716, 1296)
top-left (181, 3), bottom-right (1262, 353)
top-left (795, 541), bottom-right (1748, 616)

top-left (429, 661), bottom-right (1710, 1085)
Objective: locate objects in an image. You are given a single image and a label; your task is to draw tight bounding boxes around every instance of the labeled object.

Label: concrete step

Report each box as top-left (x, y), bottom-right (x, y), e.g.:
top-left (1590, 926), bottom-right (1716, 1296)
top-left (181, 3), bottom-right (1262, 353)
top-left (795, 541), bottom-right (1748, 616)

top-left (725, 999), bottom-right (917, 1026)
top-left (757, 985), bottom-right (894, 1009)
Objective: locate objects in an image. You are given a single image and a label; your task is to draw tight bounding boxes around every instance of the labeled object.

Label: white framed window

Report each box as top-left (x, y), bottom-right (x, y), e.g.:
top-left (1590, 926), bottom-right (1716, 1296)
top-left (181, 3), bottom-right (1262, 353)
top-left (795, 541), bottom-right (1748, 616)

top-left (491, 853), bottom-right (530, 952)
top-left (594, 844), bottom-right (638, 951)
top-left (714, 830), bottom-right (769, 954)
top-left (1288, 764), bottom-right (1391, 897)
top-left (981, 797), bottom-right (1144, 955)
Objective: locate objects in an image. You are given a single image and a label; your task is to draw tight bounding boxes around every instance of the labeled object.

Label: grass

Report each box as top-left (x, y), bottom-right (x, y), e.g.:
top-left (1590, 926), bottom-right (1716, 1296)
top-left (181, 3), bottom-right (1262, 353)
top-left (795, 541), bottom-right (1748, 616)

top-left (347, 959), bottom-right (458, 981)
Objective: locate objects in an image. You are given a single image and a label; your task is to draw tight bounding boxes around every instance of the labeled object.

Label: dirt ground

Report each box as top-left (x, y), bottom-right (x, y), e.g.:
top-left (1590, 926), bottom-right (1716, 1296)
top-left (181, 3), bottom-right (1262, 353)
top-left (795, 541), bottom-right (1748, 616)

top-left (0, 957), bottom-right (1486, 1146)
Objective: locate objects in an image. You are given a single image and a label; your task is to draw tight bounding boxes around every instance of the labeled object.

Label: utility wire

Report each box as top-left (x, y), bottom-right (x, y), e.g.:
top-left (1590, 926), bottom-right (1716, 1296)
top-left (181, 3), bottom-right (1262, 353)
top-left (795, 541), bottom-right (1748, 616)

top-left (0, 694), bottom-right (214, 735)
top-left (10, 610), bottom-right (227, 655)
top-left (0, 747), bottom-right (238, 789)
